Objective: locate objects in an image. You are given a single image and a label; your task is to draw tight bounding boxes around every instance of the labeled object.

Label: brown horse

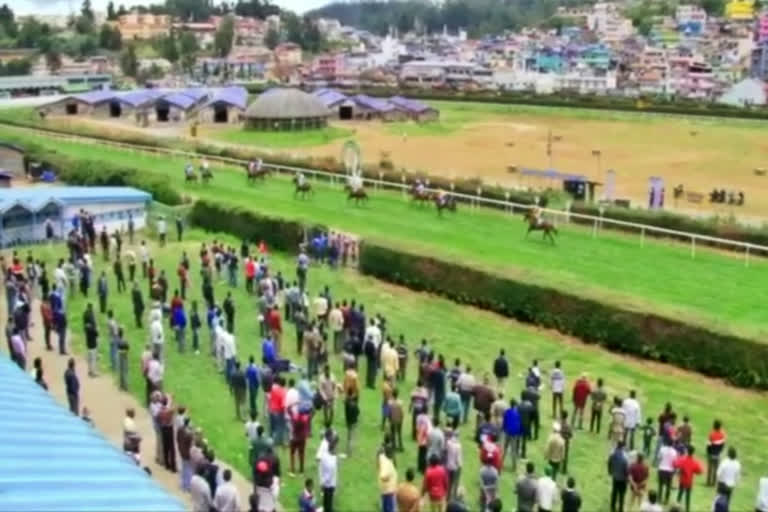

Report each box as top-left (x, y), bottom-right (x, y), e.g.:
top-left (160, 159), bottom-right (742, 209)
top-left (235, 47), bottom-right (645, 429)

top-left (409, 184), bottom-right (434, 206)
top-left (435, 195), bottom-right (457, 216)
top-left (524, 210), bottom-right (558, 244)
top-left (246, 162), bottom-right (269, 183)
top-left (200, 166), bottom-right (213, 184)
top-left (347, 188), bottom-right (368, 205)
top-left (293, 176), bottom-right (312, 199)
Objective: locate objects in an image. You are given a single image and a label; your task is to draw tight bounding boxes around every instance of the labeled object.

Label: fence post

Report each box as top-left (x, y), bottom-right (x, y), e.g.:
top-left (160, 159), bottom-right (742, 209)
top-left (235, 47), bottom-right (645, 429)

top-left (476, 187), bottom-right (482, 212)
top-left (592, 218), bottom-right (598, 238)
top-left (745, 245), bottom-right (750, 267)
top-left (505, 191), bottom-right (511, 214)
top-left (401, 175), bottom-right (406, 197)
top-left (640, 227), bottom-right (645, 247)
top-left (691, 237), bottom-right (696, 259)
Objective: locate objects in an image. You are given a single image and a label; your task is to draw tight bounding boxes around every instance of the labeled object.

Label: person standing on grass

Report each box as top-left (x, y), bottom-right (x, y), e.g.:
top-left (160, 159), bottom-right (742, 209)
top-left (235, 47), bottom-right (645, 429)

top-left (445, 429), bottom-right (462, 500)
top-left (516, 462), bottom-right (538, 512)
top-left (397, 468), bottom-right (422, 512)
top-left (299, 478), bottom-right (319, 512)
top-left (493, 350), bottom-right (509, 391)
top-left (561, 477), bottom-right (581, 512)
top-left (231, 361), bottom-right (247, 420)
top-left (502, 399), bottom-right (522, 471)
top-left (622, 390), bottom-right (642, 450)
top-left (717, 447), bottom-right (741, 498)
top-left (175, 215), bottom-right (183, 242)
top-left (116, 327), bottom-right (130, 391)
top-left (589, 378), bottom-right (607, 434)
top-left (706, 420), bottom-right (727, 487)
top-left (629, 453), bottom-right (650, 510)
top-left (379, 446), bottom-right (398, 512)
top-left (190, 465), bottom-right (213, 512)
top-left (114, 255), bottom-right (126, 293)
top-left (545, 423), bottom-right (565, 480)
top-left (84, 308), bottom-right (99, 378)
top-left (657, 437), bottom-right (677, 505)
top-left (456, 365), bottom-right (476, 425)
top-left (64, 358), bottom-right (80, 415)
top-left (319, 439), bottom-right (338, 512)
top-left (571, 373), bottom-right (590, 429)
top-left (131, 281), bottom-right (144, 329)
top-left (290, 407), bottom-right (310, 476)
top-left (40, 299), bottom-right (53, 351)
top-left (673, 445), bottom-right (702, 512)
top-left (550, 361), bottom-right (565, 420)
top-left (422, 454), bottom-right (449, 512)
top-left (474, 375), bottom-right (496, 431)
top-left (344, 393), bottom-right (360, 458)
top-left (157, 216), bottom-right (167, 247)
top-left (158, 394), bottom-right (177, 472)
top-left (443, 384), bottom-right (463, 430)
top-left (389, 388), bottom-right (405, 452)
top-left (177, 416), bottom-right (194, 492)
top-left (150, 309), bottom-right (164, 362)
top-left (173, 303), bottom-right (188, 353)
top-left (125, 249), bottom-right (136, 283)
top-left (411, 379), bottom-right (429, 441)
top-left (537, 466), bottom-right (558, 512)
top-left (245, 356), bottom-right (260, 418)
top-left (608, 441), bottom-right (629, 512)
top-left (213, 469), bottom-right (241, 512)
top-left (268, 376), bottom-right (287, 447)
top-left (328, 303), bottom-right (344, 354)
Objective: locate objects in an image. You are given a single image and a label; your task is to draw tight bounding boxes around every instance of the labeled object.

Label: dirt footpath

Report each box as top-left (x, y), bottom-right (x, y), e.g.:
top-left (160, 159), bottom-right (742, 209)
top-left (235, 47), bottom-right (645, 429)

top-left (2, 294), bottom-right (255, 508)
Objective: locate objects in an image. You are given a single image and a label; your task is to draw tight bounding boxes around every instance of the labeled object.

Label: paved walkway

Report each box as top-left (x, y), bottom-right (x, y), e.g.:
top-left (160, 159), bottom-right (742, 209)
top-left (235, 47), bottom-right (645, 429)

top-left (1, 293), bottom-right (254, 508)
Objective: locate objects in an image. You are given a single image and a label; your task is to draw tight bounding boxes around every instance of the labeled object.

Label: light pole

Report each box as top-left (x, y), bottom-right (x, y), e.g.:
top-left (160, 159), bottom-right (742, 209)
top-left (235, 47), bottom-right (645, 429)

top-left (591, 149), bottom-right (602, 183)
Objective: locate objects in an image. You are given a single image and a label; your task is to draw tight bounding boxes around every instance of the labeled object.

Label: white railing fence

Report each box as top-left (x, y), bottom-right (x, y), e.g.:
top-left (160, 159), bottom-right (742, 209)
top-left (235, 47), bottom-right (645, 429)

top-left (15, 125), bottom-right (768, 266)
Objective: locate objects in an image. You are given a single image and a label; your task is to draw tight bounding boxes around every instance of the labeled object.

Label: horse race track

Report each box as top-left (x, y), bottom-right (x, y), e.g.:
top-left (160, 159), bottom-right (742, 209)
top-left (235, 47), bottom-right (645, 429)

top-left (3, 126), bottom-right (765, 340)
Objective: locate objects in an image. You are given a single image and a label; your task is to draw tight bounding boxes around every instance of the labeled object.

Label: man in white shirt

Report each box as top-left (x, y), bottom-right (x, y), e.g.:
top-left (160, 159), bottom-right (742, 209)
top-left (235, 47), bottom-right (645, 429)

top-left (550, 361), bottom-right (565, 419)
top-left (313, 293), bottom-right (328, 324)
top-left (365, 319), bottom-right (382, 349)
top-left (157, 216), bottom-right (167, 247)
top-left (622, 390), bottom-right (641, 450)
top-left (223, 331), bottom-right (237, 382)
top-left (755, 476), bottom-right (768, 512)
top-left (245, 414), bottom-right (260, 443)
top-left (149, 309), bottom-right (165, 362)
top-left (319, 441), bottom-right (338, 512)
top-left (456, 367), bottom-right (476, 424)
top-left (717, 447), bottom-right (741, 495)
top-left (54, 263), bottom-right (68, 306)
top-left (140, 241), bottom-right (150, 278)
top-left (213, 469), bottom-right (241, 512)
top-left (214, 322), bottom-right (227, 373)
top-left (328, 303), bottom-right (344, 354)
top-left (147, 354), bottom-right (164, 396)
top-left (657, 439), bottom-right (678, 505)
top-left (190, 464), bottom-right (213, 512)
top-left (640, 490), bottom-right (663, 512)
top-left (536, 466), bottom-right (558, 512)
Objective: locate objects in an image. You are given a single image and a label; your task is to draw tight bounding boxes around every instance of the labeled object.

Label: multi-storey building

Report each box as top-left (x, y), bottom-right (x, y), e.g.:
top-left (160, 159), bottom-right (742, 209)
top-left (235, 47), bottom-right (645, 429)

top-left (113, 11), bottom-right (171, 40)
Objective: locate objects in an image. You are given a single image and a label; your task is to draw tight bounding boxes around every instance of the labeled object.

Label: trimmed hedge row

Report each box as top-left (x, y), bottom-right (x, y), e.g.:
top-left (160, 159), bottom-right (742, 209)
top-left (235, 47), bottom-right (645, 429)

top-left (358, 242), bottom-right (768, 389)
top-left (188, 200), bottom-right (325, 252)
top-left (19, 140), bottom-right (183, 206)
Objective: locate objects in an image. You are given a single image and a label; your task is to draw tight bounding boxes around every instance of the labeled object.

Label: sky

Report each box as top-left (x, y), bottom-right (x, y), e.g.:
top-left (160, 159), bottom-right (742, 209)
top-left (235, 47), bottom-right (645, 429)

top-left (12, 0), bottom-right (330, 16)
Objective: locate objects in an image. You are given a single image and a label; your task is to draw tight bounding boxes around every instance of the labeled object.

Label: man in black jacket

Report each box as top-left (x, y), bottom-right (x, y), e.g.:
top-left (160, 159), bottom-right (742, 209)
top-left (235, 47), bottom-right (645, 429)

top-left (131, 282), bottom-right (144, 328)
top-left (493, 349), bottom-right (509, 391)
top-left (607, 441), bottom-right (629, 512)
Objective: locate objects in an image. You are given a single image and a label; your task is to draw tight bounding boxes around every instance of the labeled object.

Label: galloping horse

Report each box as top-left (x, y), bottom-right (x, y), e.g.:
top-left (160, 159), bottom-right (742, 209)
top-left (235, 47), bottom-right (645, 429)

top-left (409, 184), bottom-right (434, 206)
top-left (347, 188), bottom-right (368, 205)
top-left (246, 160), bottom-right (269, 183)
top-left (200, 165), bottom-right (213, 184)
top-left (435, 195), bottom-right (457, 216)
top-left (184, 165), bottom-right (198, 183)
top-left (293, 176), bottom-right (312, 199)
top-left (523, 209), bottom-right (558, 244)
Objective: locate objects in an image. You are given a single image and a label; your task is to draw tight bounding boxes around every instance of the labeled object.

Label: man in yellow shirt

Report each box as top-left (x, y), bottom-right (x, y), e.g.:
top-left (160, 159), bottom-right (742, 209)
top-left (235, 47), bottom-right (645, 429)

top-left (379, 448), bottom-right (398, 512)
top-left (381, 339), bottom-right (400, 381)
top-left (397, 468), bottom-right (421, 512)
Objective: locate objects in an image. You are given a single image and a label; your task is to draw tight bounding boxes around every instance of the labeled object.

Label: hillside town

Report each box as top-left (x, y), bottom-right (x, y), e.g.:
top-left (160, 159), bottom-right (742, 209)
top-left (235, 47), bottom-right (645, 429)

top-left (1, 0), bottom-right (768, 105)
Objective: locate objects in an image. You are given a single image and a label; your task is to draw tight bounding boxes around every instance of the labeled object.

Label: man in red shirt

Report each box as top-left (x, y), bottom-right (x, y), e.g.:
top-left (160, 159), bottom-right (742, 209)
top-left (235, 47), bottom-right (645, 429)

top-left (245, 257), bottom-right (256, 294)
top-left (290, 409), bottom-right (310, 476)
top-left (629, 453), bottom-right (649, 510)
top-left (571, 373), bottom-right (591, 430)
top-left (422, 455), bottom-right (449, 512)
top-left (268, 377), bottom-right (287, 447)
top-left (673, 446), bottom-right (703, 512)
top-left (267, 305), bottom-right (283, 354)
top-left (480, 434), bottom-right (502, 473)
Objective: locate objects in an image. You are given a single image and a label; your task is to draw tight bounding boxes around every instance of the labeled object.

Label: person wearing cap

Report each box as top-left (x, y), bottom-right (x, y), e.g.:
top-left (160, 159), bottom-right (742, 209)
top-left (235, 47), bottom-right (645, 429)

top-left (545, 422), bottom-right (565, 481)
top-left (536, 466), bottom-right (558, 512)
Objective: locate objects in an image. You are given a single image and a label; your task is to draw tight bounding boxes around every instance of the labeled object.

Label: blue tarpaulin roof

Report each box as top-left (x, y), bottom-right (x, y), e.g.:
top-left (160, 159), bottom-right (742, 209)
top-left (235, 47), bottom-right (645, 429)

top-left (0, 357), bottom-right (185, 512)
top-left (205, 86), bottom-right (247, 110)
top-left (0, 186), bottom-right (151, 213)
top-left (389, 95), bottom-right (433, 113)
top-left (520, 167), bottom-right (588, 182)
top-left (352, 94), bottom-right (395, 112)
top-left (160, 92), bottom-right (197, 109)
top-left (313, 89), bottom-right (349, 107)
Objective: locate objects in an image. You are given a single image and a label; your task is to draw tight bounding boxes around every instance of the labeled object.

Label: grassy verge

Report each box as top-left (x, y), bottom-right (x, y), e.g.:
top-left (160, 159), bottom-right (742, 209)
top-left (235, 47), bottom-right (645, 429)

top-left (20, 229), bottom-right (768, 512)
top-left (204, 125), bottom-right (355, 148)
top-left (2, 126), bottom-right (765, 341)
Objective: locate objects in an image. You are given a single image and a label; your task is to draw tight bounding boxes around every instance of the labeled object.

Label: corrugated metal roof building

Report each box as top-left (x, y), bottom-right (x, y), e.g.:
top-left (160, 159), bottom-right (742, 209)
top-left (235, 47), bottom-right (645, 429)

top-left (0, 357), bottom-right (185, 512)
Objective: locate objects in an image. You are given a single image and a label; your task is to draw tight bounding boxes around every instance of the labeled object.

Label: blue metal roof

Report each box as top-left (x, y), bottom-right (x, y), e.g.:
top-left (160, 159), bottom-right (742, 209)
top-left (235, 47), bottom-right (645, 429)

top-left (0, 186), bottom-right (151, 213)
top-left (160, 92), bottom-right (197, 109)
top-left (205, 86), bottom-right (247, 110)
top-left (352, 94), bottom-right (395, 112)
top-left (0, 357), bottom-right (185, 512)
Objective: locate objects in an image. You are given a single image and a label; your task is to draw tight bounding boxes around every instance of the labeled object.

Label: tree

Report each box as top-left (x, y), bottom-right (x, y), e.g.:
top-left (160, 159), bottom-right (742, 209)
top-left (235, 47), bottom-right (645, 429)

top-left (179, 30), bottom-right (199, 72)
top-left (16, 18), bottom-right (44, 48)
top-left (264, 27), bottom-right (280, 50)
top-left (107, 1), bottom-right (117, 20)
top-left (117, 4), bottom-right (128, 16)
top-left (99, 24), bottom-right (122, 50)
top-left (120, 43), bottom-right (139, 77)
top-left (45, 48), bottom-right (62, 73)
top-left (167, 0), bottom-right (211, 22)
top-left (0, 4), bottom-right (16, 39)
top-left (301, 16), bottom-right (323, 53)
top-left (699, 0), bottom-right (726, 16)
top-left (81, 0), bottom-right (95, 22)
top-left (214, 15), bottom-right (235, 58)
top-left (159, 31), bottom-right (180, 63)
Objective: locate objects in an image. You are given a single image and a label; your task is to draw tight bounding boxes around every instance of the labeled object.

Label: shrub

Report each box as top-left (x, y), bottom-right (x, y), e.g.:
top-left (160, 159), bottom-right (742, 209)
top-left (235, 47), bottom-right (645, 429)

top-left (358, 242), bottom-right (768, 389)
top-left (188, 200), bottom-right (326, 252)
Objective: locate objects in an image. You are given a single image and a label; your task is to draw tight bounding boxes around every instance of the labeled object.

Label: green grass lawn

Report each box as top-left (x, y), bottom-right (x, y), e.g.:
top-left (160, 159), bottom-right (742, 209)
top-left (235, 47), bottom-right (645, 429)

top-left (207, 126), bottom-right (355, 149)
top-left (22, 228), bottom-right (768, 512)
top-left (3, 126), bottom-right (765, 341)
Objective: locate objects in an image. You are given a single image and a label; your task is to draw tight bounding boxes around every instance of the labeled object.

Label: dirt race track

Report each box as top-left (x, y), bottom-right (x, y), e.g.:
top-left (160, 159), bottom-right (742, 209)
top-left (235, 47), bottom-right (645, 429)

top-left (299, 110), bottom-right (768, 219)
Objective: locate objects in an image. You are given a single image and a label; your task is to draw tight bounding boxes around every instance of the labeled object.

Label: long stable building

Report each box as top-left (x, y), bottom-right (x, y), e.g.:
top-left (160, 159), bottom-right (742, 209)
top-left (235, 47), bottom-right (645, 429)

top-left (0, 357), bottom-right (185, 512)
top-left (38, 86), bottom-right (247, 125)
top-left (0, 186), bottom-right (151, 248)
